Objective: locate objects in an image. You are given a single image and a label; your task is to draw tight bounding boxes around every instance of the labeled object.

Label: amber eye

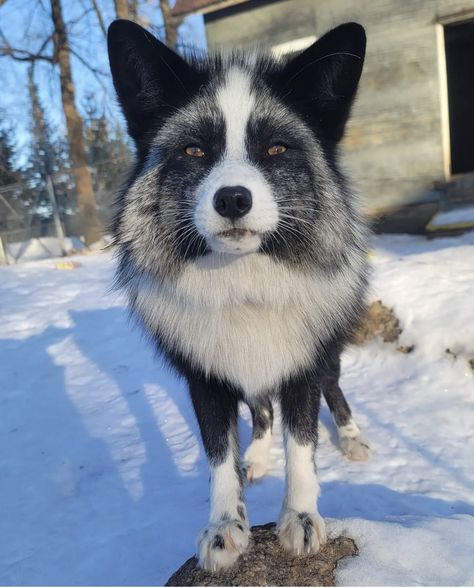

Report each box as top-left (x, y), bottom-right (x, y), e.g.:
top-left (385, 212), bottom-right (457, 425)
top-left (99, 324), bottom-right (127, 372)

top-left (267, 144), bottom-right (287, 156)
top-left (185, 145), bottom-right (205, 157)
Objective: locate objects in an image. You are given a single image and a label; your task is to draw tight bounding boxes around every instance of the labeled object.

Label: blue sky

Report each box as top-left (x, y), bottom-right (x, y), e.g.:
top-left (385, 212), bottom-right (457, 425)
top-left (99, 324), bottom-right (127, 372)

top-left (0, 0), bottom-right (207, 166)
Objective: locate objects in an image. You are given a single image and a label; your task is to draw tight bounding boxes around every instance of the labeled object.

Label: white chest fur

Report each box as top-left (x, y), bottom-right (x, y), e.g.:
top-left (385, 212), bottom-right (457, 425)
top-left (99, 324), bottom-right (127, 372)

top-left (133, 253), bottom-right (357, 397)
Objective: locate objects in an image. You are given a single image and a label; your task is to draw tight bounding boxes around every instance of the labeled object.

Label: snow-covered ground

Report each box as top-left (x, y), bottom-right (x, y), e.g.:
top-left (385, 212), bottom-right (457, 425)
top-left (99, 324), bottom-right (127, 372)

top-left (0, 232), bottom-right (473, 586)
top-left (3, 236), bottom-right (84, 264)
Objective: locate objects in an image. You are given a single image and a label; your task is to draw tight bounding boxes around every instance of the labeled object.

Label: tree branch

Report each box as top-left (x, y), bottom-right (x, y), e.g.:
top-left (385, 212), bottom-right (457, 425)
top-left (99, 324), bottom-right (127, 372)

top-left (0, 29), bottom-right (54, 63)
top-left (0, 45), bottom-right (54, 62)
top-left (158, 0), bottom-right (182, 49)
top-left (90, 0), bottom-right (107, 38)
top-left (68, 45), bottom-right (110, 95)
top-left (68, 46), bottom-right (108, 79)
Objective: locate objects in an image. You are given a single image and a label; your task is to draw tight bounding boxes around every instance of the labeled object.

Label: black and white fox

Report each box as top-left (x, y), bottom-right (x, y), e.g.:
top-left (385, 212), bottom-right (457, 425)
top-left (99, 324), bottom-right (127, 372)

top-left (108, 19), bottom-right (371, 571)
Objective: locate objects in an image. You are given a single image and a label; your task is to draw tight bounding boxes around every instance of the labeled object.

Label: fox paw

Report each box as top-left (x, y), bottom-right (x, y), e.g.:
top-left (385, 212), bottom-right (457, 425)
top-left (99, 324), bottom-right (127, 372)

top-left (339, 434), bottom-right (372, 461)
top-left (197, 519), bottom-right (250, 571)
top-left (278, 509), bottom-right (327, 556)
top-left (243, 459), bottom-right (268, 482)
top-left (243, 434), bottom-right (272, 483)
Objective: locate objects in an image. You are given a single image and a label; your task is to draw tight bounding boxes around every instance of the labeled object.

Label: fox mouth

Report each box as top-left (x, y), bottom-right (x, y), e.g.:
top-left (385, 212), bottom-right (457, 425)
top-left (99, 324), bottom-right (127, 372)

top-left (216, 228), bottom-right (257, 239)
top-left (207, 227), bottom-right (262, 254)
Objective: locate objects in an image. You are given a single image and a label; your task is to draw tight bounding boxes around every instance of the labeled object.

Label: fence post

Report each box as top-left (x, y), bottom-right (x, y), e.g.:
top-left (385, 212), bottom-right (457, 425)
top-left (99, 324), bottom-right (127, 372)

top-left (46, 175), bottom-right (67, 256)
top-left (0, 235), bottom-right (8, 265)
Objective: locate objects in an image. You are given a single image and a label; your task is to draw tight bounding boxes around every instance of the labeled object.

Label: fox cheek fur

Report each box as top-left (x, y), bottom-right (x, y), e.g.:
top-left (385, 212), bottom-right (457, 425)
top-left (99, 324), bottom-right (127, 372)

top-left (108, 19), bottom-right (370, 571)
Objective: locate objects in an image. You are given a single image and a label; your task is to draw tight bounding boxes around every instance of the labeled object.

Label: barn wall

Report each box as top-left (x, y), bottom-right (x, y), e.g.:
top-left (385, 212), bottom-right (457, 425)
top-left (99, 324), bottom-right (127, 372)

top-left (204, 0), bottom-right (474, 212)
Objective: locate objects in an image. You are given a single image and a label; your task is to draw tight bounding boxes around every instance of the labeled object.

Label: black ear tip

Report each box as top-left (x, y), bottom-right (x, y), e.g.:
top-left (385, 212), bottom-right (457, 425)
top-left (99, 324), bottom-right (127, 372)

top-left (336, 22), bottom-right (366, 51)
top-left (108, 19), bottom-right (129, 46)
top-left (347, 22), bottom-right (366, 42)
top-left (342, 22), bottom-right (366, 35)
top-left (107, 18), bottom-right (170, 56)
top-left (108, 18), bottom-right (129, 35)
top-left (107, 19), bottom-right (146, 43)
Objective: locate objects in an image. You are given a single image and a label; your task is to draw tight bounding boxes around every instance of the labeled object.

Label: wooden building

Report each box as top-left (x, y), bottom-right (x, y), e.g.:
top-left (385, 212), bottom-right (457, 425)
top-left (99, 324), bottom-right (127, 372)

top-left (173, 0), bottom-right (474, 231)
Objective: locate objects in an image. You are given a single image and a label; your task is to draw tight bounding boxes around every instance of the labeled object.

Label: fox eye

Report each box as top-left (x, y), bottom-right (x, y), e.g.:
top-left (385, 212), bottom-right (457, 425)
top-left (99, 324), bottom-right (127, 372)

top-left (267, 144), bottom-right (287, 156)
top-left (185, 145), bottom-right (205, 157)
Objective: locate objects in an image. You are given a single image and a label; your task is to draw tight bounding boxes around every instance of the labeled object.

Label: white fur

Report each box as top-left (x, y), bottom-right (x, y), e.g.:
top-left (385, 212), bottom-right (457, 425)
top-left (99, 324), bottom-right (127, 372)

top-left (209, 441), bottom-right (242, 522)
top-left (283, 434), bottom-right (320, 513)
top-left (218, 67), bottom-right (253, 160)
top-left (338, 418), bottom-right (372, 461)
top-left (194, 161), bottom-right (279, 254)
top-left (193, 67), bottom-right (279, 254)
top-left (278, 434), bottom-right (326, 554)
top-left (338, 418), bottom-right (361, 438)
top-left (133, 250), bottom-right (364, 397)
top-left (278, 509), bottom-right (326, 556)
top-left (198, 520), bottom-right (249, 572)
top-left (198, 436), bottom-right (250, 571)
top-left (243, 427), bottom-right (272, 482)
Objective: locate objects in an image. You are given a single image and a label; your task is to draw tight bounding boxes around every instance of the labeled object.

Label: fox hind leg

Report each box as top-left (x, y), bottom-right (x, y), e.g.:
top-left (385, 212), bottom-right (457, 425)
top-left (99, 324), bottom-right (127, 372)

top-left (243, 396), bottom-right (273, 482)
top-left (321, 346), bottom-right (372, 461)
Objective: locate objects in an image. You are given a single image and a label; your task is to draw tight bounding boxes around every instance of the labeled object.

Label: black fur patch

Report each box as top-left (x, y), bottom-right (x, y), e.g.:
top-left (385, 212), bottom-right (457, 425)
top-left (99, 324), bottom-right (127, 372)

top-left (212, 534), bottom-right (225, 550)
top-left (237, 504), bottom-right (246, 522)
top-left (319, 341), bottom-right (353, 427)
top-left (249, 397), bottom-right (274, 440)
top-left (298, 513), bottom-right (314, 548)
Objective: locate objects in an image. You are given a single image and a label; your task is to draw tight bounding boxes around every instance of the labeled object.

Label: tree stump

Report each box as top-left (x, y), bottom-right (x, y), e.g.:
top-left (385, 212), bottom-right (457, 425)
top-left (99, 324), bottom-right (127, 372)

top-left (166, 523), bottom-right (358, 586)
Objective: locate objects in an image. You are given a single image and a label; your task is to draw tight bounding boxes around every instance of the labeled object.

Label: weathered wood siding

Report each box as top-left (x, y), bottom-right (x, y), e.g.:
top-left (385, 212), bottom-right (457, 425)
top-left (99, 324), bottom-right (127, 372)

top-left (205, 0), bottom-right (474, 211)
top-left (205, 0), bottom-right (316, 48)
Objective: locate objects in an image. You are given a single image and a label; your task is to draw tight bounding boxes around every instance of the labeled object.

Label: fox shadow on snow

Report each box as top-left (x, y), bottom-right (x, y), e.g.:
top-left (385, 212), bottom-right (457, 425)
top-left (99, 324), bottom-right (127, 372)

top-left (1, 306), bottom-right (473, 582)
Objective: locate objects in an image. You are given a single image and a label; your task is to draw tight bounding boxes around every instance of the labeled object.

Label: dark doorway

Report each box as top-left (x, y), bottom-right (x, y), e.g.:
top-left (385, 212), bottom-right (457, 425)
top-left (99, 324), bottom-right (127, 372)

top-left (444, 20), bottom-right (474, 175)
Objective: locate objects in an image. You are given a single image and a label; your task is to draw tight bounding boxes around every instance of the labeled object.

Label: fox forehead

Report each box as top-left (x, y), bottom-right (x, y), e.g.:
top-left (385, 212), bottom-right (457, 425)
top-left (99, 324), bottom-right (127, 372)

top-left (216, 67), bottom-right (255, 160)
top-left (152, 64), bottom-right (307, 166)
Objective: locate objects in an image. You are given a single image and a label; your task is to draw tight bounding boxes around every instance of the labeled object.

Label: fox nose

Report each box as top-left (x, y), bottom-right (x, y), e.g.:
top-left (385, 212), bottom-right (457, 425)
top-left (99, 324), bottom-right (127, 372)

top-left (213, 186), bottom-right (252, 220)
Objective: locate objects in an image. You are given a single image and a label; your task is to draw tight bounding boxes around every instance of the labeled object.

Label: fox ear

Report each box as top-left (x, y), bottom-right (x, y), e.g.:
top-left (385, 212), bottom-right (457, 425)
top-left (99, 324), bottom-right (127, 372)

top-left (107, 20), bottom-right (195, 147)
top-left (280, 23), bottom-right (366, 143)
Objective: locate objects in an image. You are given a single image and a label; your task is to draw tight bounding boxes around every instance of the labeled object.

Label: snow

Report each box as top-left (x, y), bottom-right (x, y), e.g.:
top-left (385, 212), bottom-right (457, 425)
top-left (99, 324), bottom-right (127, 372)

top-left (331, 516), bottom-right (474, 586)
top-left (3, 236), bottom-right (85, 264)
top-left (0, 232), bottom-right (473, 585)
top-left (429, 205), bottom-right (474, 229)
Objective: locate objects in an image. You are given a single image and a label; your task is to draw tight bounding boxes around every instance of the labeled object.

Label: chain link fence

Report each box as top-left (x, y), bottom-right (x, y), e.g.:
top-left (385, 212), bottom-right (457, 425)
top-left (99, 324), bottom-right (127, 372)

top-left (0, 156), bottom-right (130, 264)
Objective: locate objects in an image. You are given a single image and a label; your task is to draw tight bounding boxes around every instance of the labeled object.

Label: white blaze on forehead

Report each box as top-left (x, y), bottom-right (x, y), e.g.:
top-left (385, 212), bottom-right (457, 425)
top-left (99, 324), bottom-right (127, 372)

top-left (217, 67), bottom-right (255, 160)
top-left (193, 65), bottom-right (278, 253)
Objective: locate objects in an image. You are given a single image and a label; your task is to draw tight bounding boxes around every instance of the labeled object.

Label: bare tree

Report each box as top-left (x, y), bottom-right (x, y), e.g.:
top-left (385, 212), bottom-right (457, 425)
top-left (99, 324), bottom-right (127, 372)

top-left (159, 0), bottom-right (182, 49)
top-left (0, 2), bottom-right (105, 246)
top-left (90, 0), bottom-right (107, 38)
top-left (110, 0), bottom-right (182, 49)
top-left (0, 31), bottom-right (53, 63)
top-left (113, 0), bottom-right (146, 25)
top-left (114, 0), bottom-right (130, 19)
top-left (50, 0), bottom-right (103, 246)
top-left (28, 64), bottom-right (54, 177)
top-left (129, 0), bottom-right (138, 21)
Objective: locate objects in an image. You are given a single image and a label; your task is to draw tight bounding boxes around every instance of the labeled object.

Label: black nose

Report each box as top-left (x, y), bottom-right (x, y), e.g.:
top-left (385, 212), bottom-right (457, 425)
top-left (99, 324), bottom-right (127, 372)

top-left (213, 186), bottom-right (252, 220)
